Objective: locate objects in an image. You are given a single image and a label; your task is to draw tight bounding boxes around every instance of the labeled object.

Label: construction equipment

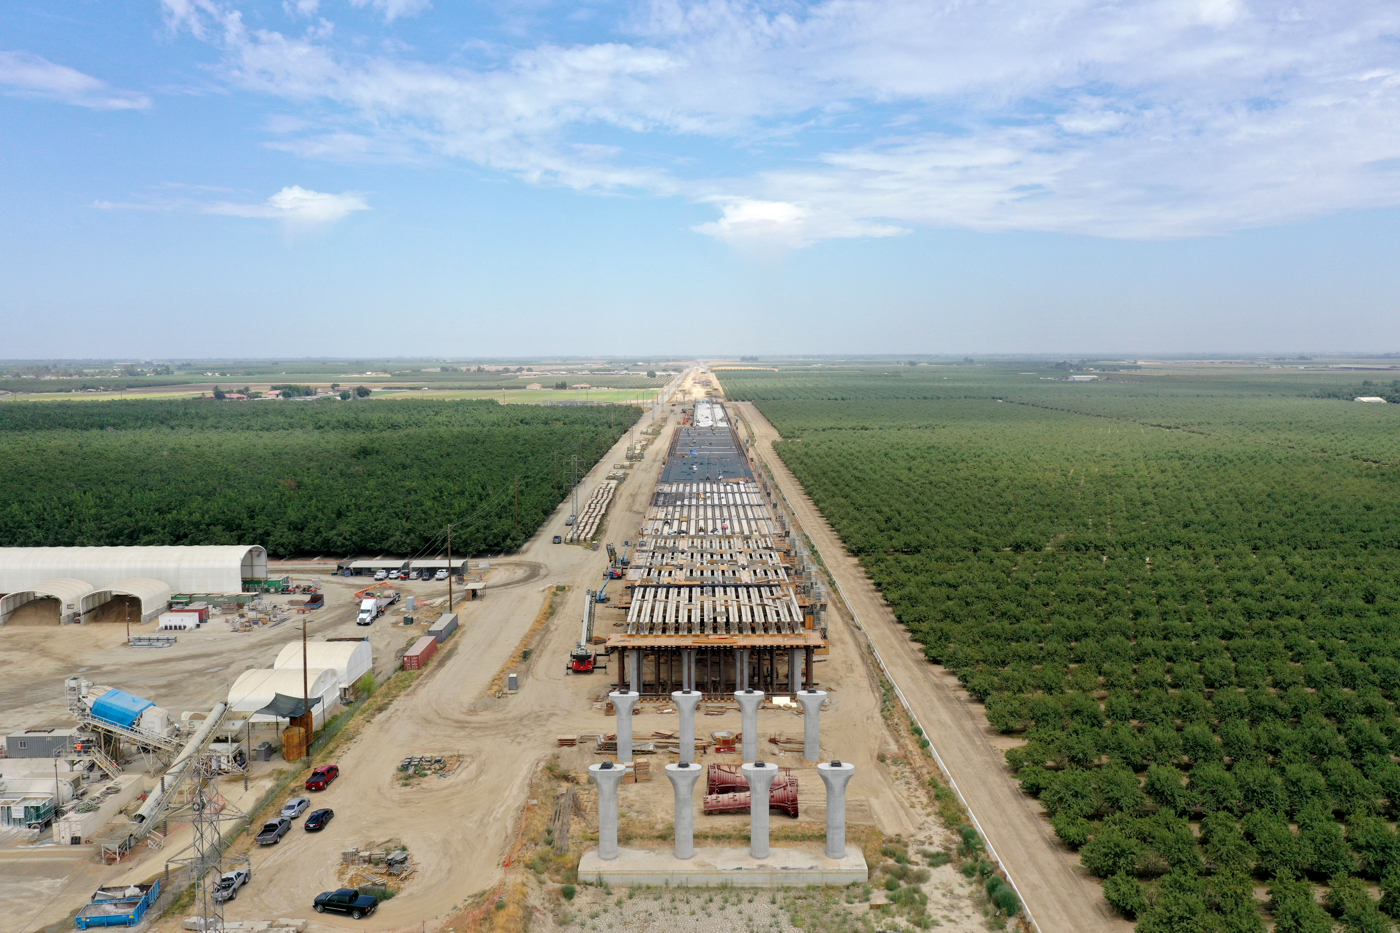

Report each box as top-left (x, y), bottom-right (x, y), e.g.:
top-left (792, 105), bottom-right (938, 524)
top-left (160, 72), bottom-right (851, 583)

top-left (596, 582), bottom-right (610, 604)
top-left (570, 591), bottom-right (598, 672)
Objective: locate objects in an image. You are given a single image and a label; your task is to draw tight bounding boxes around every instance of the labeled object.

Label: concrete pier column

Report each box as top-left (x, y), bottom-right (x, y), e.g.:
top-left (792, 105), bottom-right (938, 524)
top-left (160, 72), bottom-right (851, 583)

top-left (627, 649), bottom-right (642, 694)
top-left (589, 762), bottom-right (626, 861)
top-left (796, 690), bottom-right (827, 762)
top-left (665, 762), bottom-right (702, 859)
top-left (736, 649), bottom-right (750, 690)
top-left (741, 761), bottom-right (779, 859)
top-left (788, 648), bottom-right (803, 694)
top-left (672, 690), bottom-right (702, 765)
top-left (817, 760), bottom-right (856, 859)
top-left (610, 691), bottom-right (639, 763)
top-left (735, 689), bottom-right (764, 763)
top-left (682, 648), bottom-right (697, 692)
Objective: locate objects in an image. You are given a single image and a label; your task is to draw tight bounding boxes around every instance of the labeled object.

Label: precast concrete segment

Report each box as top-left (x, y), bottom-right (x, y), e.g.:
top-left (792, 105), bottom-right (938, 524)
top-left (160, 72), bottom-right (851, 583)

top-left (741, 762), bottom-right (779, 860)
top-left (589, 762), bottom-right (626, 861)
top-left (673, 690), bottom-right (702, 766)
top-left (665, 763), bottom-right (702, 860)
top-left (796, 690), bottom-right (827, 762)
top-left (735, 690), bottom-right (763, 762)
top-left (817, 761), bottom-right (856, 859)
top-left (610, 691), bottom-right (639, 763)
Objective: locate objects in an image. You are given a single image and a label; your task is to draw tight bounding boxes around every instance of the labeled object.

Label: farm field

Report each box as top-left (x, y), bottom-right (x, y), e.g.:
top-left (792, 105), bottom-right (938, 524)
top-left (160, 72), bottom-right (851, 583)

top-left (0, 398), bottom-right (639, 556)
top-left (375, 387), bottom-right (659, 404)
top-left (720, 365), bottom-right (1400, 933)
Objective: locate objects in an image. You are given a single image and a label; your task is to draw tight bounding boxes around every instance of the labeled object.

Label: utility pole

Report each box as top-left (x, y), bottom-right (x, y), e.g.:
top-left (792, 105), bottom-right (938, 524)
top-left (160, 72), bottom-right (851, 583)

top-left (124, 600), bottom-right (131, 646)
top-left (513, 477), bottom-right (519, 537)
top-left (302, 611), bottom-right (311, 760)
top-left (447, 526), bottom-right (453, 613)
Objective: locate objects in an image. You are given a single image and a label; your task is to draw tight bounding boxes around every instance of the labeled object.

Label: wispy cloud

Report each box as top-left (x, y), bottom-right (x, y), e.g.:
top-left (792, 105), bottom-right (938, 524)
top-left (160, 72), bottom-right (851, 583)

top-left (157, 0), bottom-right (1400, 248)
top-left (0, 50), bottom-right (151, 110)
top-left (96, 185), bottom-right (369, 227)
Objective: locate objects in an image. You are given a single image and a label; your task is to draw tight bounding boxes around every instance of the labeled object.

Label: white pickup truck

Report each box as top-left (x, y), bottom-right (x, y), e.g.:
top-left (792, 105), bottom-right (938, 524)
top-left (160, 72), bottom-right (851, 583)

top-left (355, 591), bottom-right (399, 625)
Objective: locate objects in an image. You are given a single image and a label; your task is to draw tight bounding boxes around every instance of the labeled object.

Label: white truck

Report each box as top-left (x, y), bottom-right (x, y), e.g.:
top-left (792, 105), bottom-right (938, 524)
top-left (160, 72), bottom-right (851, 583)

top-left (356, 591), bottom-right (398, 625)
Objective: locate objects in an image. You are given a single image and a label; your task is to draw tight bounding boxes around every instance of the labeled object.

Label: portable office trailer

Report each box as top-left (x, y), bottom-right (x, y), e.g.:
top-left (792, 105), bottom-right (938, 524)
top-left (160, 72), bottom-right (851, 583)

top-left (5, 727), bottom-right (78, 759)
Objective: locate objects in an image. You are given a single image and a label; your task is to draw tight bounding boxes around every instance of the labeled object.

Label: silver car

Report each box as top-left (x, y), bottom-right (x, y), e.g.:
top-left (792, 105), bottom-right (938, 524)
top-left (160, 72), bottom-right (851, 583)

top-left (434, 569), bottom-right (449, 581)
top-left (280, 796), bottom-right (311, 819)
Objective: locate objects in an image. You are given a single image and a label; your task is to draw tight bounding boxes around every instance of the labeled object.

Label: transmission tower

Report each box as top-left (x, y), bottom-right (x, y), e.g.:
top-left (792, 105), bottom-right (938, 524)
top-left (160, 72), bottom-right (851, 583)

top-left (164, 744), bottom-right (248, 930)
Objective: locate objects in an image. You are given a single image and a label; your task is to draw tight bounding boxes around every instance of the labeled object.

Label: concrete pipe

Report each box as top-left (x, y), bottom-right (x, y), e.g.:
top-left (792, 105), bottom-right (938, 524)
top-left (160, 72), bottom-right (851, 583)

top-left (672, 690), bottom-right (702, 766)
top-left (817, 760), bottom-right (856, 860)
top-left (665, 762), bottom-right (702, 860)
top-left (589, 762), bottom-right (627, 861)
top-left (610, 691), bottom-right (639, 763)
top-left (796, 690), bottom-right (827, 762)
top-left (734, 689), bottom-right (764, 763)
top-left (741, 761), bottom-right (779, 860)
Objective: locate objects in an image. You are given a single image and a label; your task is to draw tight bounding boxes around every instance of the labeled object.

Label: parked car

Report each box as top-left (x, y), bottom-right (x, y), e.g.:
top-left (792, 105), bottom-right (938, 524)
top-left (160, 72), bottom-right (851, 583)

top-left (434, 569), bottom-right (449, 581)
top-left (564, 514), bottom-right (577, 526)
top-left (373, 569), bottom-right (388, 581)
top-left (305, 764), bottom-right (340, 791)
top-left (211, 869), bottom-right (251, 903)
top-left (305, 808), bottom-right (335, 831)
top-left (255, 817), bottom-right (291, 845)
top-left (552, 535), bottom-right (562, 544)
top-left (388, 570), bottom-right (401, 580)
top-left (408, 569), bottom-right (421, 581)
top-left (280, 797), bottom-right (310, 819)
top-left (313, 889), bottom-right (378, 920)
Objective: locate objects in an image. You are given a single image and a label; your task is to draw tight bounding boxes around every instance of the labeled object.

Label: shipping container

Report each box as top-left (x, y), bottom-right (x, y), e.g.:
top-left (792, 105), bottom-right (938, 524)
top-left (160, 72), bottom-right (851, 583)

top-left (427, 613), bottom-right (458, 643)
top-left (402, 636), bottom-right (438, 671)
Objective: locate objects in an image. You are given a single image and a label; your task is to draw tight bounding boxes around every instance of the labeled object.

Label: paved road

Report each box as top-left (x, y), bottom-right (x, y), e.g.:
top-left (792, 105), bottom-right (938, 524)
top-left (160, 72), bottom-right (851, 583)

top-left (732, 400), bottom-right (1125, 933)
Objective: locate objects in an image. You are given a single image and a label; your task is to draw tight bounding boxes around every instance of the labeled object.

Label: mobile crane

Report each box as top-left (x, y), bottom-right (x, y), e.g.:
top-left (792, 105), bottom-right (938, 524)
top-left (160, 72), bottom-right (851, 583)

top-left (569, 590), bottom-right (598, 672)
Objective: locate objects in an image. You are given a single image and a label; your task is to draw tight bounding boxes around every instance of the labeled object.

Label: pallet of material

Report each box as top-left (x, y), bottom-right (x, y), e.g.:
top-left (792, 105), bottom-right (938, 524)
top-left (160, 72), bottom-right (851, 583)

top-left (630, 758), bottom-right (651, 782)
top-left (557, 735), bottom-right (578, 747)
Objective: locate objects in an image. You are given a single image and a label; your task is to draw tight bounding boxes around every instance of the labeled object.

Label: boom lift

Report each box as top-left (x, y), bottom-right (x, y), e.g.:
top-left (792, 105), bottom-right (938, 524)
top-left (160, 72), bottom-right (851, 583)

top-left (569, 591), bottom-right (598, 672)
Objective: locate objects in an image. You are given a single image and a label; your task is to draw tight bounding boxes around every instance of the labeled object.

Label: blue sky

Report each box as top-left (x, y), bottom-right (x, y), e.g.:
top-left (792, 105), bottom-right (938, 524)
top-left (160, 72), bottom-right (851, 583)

top-left (3, 0), bottom-right (1399, 358)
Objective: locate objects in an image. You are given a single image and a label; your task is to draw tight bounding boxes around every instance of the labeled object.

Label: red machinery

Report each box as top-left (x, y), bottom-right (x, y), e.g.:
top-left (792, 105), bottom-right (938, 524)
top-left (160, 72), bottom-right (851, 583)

top-left (569, 590), bottom-right (597, 673)
top-left (702, 783), bottom-right (799, 817)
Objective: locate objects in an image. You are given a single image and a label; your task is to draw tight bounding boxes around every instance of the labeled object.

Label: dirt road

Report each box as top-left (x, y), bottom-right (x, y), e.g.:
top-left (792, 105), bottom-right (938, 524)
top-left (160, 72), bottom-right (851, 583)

top-left (730, 400), bottom-right (1125, 933)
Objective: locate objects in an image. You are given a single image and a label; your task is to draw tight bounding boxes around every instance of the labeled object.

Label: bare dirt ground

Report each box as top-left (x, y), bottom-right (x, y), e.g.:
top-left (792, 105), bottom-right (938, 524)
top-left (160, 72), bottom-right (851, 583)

top-left (729, 399), bottom-right (1129, 933)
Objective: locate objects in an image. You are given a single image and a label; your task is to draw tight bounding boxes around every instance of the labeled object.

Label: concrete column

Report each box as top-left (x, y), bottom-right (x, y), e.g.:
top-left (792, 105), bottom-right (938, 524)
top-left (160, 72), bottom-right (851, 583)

top-left (736, 649), bottom-right (750, 690)
top-left (627, 649), bottom-right (642, 694)
top-left (735, 689), bottom-right (763, 763)
top-left (741, 761), bottom-right (779, 860)
top-left (665, 762), bottom-right (702, 859)
top-left (817, 760), bottom-right (856, 859)
top-left (610, 691), bottom-right (639, 763)
top-left (681, 648), bottom-right (697, 692)
top-left (672, 690), bottom-right (702, 765)
top-left (796, 690), bottom-right (827, 762)
top-left (788, 648), bottom-right (803, 693)
top-left (589, 762), bottom-right (626, 861)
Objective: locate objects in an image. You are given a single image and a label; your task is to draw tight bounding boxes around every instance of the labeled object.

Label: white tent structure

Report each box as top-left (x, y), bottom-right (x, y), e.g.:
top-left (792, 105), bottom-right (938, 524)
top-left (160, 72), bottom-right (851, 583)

top-left (274, 640), bottom-right (373, 691)
top-left (0, 547), bottom-right (264, 626)
top-left (227, 668), bottom-right (340, 728)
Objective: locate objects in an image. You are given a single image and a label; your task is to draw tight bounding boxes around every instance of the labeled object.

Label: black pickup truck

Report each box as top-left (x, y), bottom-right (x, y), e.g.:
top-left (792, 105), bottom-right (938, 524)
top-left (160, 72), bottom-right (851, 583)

top-left (313, 888), bottom-right (379, 919)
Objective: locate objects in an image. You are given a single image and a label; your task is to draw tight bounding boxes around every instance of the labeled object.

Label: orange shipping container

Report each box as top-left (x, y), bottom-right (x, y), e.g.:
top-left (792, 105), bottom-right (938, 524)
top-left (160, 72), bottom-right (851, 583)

top-left (402, 636), bottom-right (438, 670)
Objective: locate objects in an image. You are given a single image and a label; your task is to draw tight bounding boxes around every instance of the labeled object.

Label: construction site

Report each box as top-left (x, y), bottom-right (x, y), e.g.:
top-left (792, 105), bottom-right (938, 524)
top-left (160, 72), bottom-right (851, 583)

top-left (0, 367), bottom-right (1056, 933)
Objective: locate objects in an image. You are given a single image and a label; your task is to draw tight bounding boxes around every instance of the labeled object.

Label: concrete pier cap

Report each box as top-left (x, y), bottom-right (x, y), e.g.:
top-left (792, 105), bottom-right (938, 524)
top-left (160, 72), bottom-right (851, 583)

top-left (672, 690), bottom-right (702, 766)
top-left (610, 691), bottom-right (640, 764)
top-left (817, 760), bottom-right (856, 860)
top-left (589, 762), bottom-right (627, 861)
top-left (741, 760), bottom-right (780, 860)
top-left (665, 762), bottom-right (702, 860)
top-left (734, 689), bottom-right (764, 763)
top-left (796, 689), bottom-right (827, 762)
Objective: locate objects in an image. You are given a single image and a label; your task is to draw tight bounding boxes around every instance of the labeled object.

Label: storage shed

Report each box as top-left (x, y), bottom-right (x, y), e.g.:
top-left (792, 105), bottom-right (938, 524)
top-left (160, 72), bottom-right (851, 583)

top-left (227, 668), bottom-right (339, 727)
top-left (273, 640), bottom-right (373, 691)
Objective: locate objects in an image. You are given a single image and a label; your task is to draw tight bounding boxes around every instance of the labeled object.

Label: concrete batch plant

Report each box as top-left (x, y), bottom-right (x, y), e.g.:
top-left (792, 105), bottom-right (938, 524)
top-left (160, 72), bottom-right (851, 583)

top-left (580, 399), bottom-right (865, 886)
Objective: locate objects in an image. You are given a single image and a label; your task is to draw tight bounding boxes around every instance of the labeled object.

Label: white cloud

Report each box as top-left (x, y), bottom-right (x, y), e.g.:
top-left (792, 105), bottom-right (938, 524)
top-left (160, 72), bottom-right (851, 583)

top-left (96, 185), bottom-right (369, 227)
top-left (349, 0), bottom-right (432, 23)
top-left (0, 50), bottom-right (151, 110)
top-left (158, 0), bottom-right (1400, 247)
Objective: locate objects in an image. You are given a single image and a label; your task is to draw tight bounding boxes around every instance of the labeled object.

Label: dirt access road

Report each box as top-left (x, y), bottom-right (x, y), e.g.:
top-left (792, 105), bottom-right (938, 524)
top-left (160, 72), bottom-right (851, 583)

top-left (730, 399), bottom-right (1126, 933)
